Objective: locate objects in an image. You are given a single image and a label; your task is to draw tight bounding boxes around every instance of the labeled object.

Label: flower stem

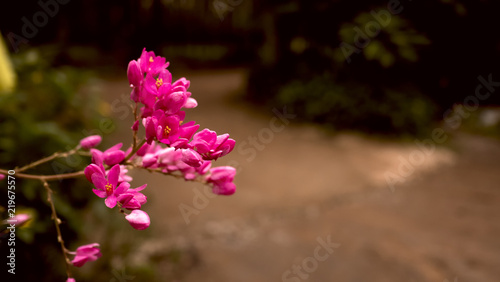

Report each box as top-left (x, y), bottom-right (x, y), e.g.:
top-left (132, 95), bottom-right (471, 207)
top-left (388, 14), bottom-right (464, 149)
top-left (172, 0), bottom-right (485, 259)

top-left (132, 102), bottom-right (138, 149)
top-left (43, 180), bottom-right (72, 278)
top-left (124, 139), bottom-right (146, 163)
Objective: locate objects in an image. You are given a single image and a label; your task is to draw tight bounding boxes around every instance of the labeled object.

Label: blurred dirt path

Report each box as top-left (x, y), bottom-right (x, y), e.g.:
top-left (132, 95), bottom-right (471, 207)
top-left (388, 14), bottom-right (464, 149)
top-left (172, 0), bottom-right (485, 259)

top-left (101, 69), bottom-right (500, 282)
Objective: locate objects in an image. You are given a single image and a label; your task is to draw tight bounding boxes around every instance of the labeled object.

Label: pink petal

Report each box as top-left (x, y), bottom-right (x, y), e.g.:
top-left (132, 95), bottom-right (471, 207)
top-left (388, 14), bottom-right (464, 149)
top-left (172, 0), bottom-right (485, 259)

top-left (181, 149), bottom-right (203, 167)
top-left (105, 195), bottom-right (117, 209)
top-left (104, 150), bottom-right (125, 166)
top-left (92, 188), bottom-right (107, 198)
top-left (84, 164), bottom-right (103, 183)
top-left (91, 173), bottom-right (107, 191)
top-left (212, 182), bottom-right (236, 195)
top-left (183, 97), bottom-right (198, 108)
top-left (115, 182), bottom-right (130, 195)
top-left (79, 135), bottom-right (102, 150)
top-left (125, 210), bottom-right (150, 230)
top-left (127, 60), bottom-right (142, 87)
top-left (107, 165), bottom-right (120, 186)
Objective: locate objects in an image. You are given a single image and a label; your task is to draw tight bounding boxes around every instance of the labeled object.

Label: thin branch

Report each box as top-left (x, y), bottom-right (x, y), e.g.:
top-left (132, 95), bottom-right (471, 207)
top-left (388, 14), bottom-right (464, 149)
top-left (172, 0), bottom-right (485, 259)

top-left (136, 166), bottom-right (207, 183)
top-left (132, 102), bottom-right (138, 150)
top-left (42, 180), bottom-right (72, 278)
top-left (17, 146), bottom-right (80, 173)
top-left (123, 139), bottom-right (146, 163)
top-left (0, 169), bottom-right (85, 182)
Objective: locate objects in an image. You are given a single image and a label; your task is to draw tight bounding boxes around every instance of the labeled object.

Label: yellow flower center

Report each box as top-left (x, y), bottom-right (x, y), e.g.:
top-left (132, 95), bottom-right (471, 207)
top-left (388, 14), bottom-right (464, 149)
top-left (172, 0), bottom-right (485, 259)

top-left (156, 78), bottom-right (163, 88)
top-left (164, 126), bottom-right (171, 136)
top-left (105, 183), bottom-right (113, 195)
top-left (149, 56), bottom-right (154, 63)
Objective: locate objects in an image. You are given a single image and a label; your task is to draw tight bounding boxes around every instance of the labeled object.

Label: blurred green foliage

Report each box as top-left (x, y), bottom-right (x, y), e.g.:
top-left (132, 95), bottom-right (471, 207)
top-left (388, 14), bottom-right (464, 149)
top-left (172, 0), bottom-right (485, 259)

top-left (275, 74), bottom-right (436, 137)
top-left (0, 46), bottom-right (103, 281)
top-left (334, 11), bottom-right (430, 67)
top-left (248, 3), bottom-right (440, 137)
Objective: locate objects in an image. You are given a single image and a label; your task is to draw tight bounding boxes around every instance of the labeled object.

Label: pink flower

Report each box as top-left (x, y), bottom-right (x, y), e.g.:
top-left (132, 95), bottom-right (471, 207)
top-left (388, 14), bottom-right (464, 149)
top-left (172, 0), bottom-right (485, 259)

top-left (190, 129), bottom-right (217, 154)
top-left (181, 148), bottom-right (203, 167)
top-left (144, 69), bottom-right (172, 97)
top-left (84, 163), bottom-right (105, 183)
top-left (154, 84), bottom-right (188, 115)
top-left (206, 166), bottom-right (236, 195)
top-left (189, 129), bottom-right (236, 160)
top-left (207, 133), bottom-right (236, 160)
top-left (118, 165), bottom-right (133, 183)
top-left (91, 165), bottom-right (128, 208)
top-left (70, 243), bottom-right (102, 267)
top-left (3, 213), bottom-right (31, 227)
top-left (117, 184), bottom-right (148, 210)
top-left (125, 210), bottom-right (150, 230)
top-left (138, 48), bottom-right (169, 76)
top-left (127, 60), bottom-right (142, 88)
top-left (0, 174), bottom-right (4, 181)
top-left (90, 143), bottom-right (126, 166)
top-left (66, 278), bottom-right (76, 282)
top-left (79, 135), bottom-right (102, 150)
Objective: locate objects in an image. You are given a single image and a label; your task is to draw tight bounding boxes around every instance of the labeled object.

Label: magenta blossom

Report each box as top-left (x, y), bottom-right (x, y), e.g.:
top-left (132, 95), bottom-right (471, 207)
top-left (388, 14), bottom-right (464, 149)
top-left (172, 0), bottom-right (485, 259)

top-left (189, 129), bottom-right (236, 160)
top-left (125, 209), bottom-right (150, 230)
top-left (138, 48), bottom-right (169, 76)
top-left (117, 184), bottom-right (148, 210)
top-left (90, 143), bottom-right (126, 166)
top-left (181, 148), bottom-right (203, 167)
top-left (206, 166), bottom-right (236, 195)
top-left (69, 243), bottom-right (102, 267)
top-left (90, 165), bottom-right (128, 208)
top-left (127, 59), bottom-right (142, 89)
top-left (3, 213), bottom-right (31, 227)
top-left (79, 135), bottom-right (102, 150)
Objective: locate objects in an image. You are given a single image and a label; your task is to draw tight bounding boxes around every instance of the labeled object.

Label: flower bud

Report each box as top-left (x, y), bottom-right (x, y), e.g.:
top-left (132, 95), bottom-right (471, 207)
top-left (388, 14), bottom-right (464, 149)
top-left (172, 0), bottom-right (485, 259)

top-left (79, 135), bottom-right (102, 150)
top-left (125, 210), bottom-right (150, 230)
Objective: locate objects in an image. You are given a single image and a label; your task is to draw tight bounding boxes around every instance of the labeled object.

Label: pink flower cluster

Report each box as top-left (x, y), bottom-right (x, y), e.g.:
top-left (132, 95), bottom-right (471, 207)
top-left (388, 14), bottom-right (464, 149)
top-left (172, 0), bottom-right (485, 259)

top-left (69, 243), bottom-right (102, 267)
top-left (126, 49), bottom-right (236, 193)
top-left (84, 147), bottom-right (150, 230)
top-left (81, 49), bottom-right (237, 230)
top-left (76, 50), bottom-right (237, 278)
top-left (127, 49), bottom-right (235, 161)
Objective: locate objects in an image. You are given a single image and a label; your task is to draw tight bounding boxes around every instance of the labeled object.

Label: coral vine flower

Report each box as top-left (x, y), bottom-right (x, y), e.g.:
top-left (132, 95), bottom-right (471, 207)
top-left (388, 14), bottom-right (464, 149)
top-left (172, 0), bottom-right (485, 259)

top-left (90, 143), bottom-right (126, 166)
top-left (138, 48), bottom-right (169, 76)
top-left (79, 135), bottom-right (102, 150)
top-left (69, 243), bottom-right (102, 267)
top-left (125, 210), bottom-right (150, 230)
top-left (117, 184), bottom-right (148, 210)
top-left (190, 129), bottom-right (236, 160)
top-left (90, 165), bottom-right (128, 208)
top-left (127, 60), bottom-right (142, 88)
top-left (206, 166), bottom-right (236, 195)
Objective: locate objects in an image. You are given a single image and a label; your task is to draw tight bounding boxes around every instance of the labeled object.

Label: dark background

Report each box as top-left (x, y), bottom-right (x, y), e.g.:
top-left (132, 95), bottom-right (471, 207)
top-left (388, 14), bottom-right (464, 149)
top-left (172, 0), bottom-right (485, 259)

top-left (1, 1), bottom-right (500, 281)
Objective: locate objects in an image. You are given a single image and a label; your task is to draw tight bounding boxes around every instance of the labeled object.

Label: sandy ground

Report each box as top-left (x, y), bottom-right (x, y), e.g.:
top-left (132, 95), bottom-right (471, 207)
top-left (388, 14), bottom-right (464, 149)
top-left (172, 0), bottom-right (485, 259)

top-left (95, 69), bottom-right (500, 282)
